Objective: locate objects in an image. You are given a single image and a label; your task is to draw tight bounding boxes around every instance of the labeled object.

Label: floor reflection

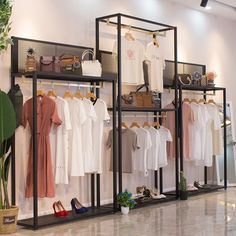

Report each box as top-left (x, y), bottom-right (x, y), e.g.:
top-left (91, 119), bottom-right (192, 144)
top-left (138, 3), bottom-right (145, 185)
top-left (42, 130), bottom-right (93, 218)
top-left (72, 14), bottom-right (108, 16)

top-left (16, 188), bottom-right (236, 236)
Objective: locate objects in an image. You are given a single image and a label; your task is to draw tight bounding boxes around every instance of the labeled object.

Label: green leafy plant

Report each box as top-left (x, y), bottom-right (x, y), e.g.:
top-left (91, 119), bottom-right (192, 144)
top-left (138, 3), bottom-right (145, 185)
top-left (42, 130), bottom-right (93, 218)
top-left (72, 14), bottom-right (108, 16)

top-left (0, 0), bottom-right (13, 51)
top-left (117, 190), bottom-right (136, 209)
top-left (0, 90), bottom-right (16, 209)
top-left (179, 171), bottom-right (187, 191)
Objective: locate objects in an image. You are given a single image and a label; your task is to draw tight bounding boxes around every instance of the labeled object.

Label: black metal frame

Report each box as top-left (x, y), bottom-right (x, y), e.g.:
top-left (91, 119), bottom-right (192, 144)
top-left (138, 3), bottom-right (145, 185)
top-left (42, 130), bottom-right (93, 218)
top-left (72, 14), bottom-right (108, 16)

top-left (11, 37), bottom-right (117, 229)
top-left (96, 13), bottom-right (180, 204)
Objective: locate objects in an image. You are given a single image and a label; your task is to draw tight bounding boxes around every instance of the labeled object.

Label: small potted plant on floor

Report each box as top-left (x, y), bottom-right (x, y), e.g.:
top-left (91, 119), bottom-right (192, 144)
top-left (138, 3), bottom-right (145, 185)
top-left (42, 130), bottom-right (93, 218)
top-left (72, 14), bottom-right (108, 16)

top-left (0, 90), bottom-right (18, 234)
top-left (179, 171), bottom-right (188, 200)
top-left (117, 190), bottom-right (136, 215)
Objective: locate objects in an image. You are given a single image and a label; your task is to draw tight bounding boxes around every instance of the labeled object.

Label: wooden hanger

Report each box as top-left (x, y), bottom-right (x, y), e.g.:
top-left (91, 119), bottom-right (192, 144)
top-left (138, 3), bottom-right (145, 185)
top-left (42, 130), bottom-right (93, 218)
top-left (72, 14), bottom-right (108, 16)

top-left (130, 121), bottom-right (140, 128)
top-left (63, 90), bottom-right (73, 98)
top-left (183, 98), bottom-right (191, 103)
top-left (198, 99), bottom-right (205, 104)
top-left (207, 99), bottom-right (216, 105)
top-left (143, 121), bottom-right (151, 128)
top-left (47, 90), bottom-right (57, 97)
top-left (86, 92), bottom-right (96, 100)
top-left (122, 122), bottom-right (129, 129)
top-left (75, 89), bottom-right (84, 99)
top-left (124, 26), bottom-right (135, 41)
top-left (152, 34), bottom-right (159, 47)
top-left (191, 99), bottom-right (198, 104)
top-left (37, 89), bottom-right (45, 96)
top-left (152, 121), bottom-right (160, 129)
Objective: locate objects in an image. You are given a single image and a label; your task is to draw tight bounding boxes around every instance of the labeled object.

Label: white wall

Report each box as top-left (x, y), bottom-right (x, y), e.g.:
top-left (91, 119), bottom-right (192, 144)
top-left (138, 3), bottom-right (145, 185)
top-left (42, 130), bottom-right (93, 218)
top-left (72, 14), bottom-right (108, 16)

top-left (1, 0), bottom-right (236, 218)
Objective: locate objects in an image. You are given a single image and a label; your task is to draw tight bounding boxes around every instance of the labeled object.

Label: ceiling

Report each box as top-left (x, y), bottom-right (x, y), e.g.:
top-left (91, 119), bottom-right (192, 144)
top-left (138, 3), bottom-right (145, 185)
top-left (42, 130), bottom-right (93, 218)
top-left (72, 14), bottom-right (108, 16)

top-left (171, 0), bottom-right (236, 21)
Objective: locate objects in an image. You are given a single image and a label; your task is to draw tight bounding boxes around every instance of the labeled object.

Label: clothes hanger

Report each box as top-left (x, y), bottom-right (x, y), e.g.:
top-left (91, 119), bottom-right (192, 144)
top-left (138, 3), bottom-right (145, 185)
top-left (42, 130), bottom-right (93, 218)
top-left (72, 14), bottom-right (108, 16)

top-left (198, 98), bottom-right (206, 104)
top-left (37, 81), bottom-right (45, 96)
top-left (207, 99), bottom-right (216, 105)
top-left (191, 99), bottom-right (198, 104)
top-left (130, 121), bottom-right (140, 128)
top-left (152, 121), bottom-right (160, 129)
top-left (152, 34), bottom-right (159, 47)
top-left (183, 98), bottom-right (191, 103)
top-left (122, 122), bottom-right (129, 129)
top-left (47, 82), bottom-right (57, 97)
top-left (75, 87), bottom-right (84, 99)
top-left (124, 25), bottom-right (135, 41)
top-left (63, 84), bottom-right (73, 98)
top-left (143, 121), bottom-right (151, 128)
top-left (86, 91), bottom-right (96, 100)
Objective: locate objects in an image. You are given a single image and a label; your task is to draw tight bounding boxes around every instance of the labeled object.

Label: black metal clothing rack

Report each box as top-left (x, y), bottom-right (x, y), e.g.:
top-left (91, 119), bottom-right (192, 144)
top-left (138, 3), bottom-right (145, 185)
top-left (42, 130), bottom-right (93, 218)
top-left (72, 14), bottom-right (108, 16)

top-left (10, 37), bottom-right (117, 229)
top-left (96, 13), bottom-right (180, 203)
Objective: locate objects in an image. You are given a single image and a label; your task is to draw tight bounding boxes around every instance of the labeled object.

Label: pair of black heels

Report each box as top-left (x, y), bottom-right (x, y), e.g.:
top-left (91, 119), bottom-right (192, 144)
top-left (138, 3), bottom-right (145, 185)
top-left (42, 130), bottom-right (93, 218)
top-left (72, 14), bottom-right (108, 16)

top-left (71, 198), bottom-right (88, 214)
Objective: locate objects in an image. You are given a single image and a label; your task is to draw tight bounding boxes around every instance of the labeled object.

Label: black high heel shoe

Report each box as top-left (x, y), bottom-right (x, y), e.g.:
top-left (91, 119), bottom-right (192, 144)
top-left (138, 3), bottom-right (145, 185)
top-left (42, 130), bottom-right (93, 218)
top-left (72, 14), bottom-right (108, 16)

top-left (71, 198), bottom-right (88, 214)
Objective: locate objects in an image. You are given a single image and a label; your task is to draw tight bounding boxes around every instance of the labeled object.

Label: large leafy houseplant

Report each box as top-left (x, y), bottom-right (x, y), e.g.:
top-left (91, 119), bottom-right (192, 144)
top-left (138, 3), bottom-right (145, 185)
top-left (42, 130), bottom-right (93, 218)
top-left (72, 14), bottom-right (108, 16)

top-left (117, 190), bottom-right (136, 209)
top-left (0, 0), bottom-right (13, 51)
top-left (0, 90), bottom-right (16, 209)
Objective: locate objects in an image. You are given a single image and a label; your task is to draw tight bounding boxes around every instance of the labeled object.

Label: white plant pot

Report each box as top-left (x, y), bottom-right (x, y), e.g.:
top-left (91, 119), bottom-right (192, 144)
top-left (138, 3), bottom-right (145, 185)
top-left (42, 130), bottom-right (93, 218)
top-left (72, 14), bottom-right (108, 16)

top-left (121, 206), bottom-right (129, 215)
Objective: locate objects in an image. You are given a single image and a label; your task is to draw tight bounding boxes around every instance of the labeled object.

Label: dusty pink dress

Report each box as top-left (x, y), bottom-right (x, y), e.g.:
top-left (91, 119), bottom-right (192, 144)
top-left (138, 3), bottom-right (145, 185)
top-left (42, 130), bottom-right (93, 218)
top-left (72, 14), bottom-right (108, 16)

top-left (22, 96), bottom-right (61, 198)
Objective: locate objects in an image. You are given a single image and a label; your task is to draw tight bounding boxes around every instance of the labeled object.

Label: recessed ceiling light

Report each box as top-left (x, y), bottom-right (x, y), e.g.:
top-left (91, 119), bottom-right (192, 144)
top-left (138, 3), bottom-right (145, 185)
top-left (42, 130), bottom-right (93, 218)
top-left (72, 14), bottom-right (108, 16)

top-left (205, 6), bottom-right (212, 10)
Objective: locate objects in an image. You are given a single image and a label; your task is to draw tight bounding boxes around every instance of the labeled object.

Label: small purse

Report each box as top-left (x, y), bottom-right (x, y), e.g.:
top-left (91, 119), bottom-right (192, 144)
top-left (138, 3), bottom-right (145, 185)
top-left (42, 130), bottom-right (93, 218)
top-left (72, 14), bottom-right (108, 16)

top-left (177, 74), bottom-right (192, 85)
top-left (60, 54), bottom-right (80, 72)
top-left (81, 49), bottom-right (102, 77)
top-left (40, 56), bottom-right (60, 73)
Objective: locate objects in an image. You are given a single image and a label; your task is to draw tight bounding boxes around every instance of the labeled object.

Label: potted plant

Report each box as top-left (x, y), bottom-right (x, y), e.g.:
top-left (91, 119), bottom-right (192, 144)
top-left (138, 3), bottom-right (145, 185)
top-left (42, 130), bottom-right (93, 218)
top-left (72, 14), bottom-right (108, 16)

top-left (0, 0), bottom-right (13, 52)
top-left (117, 190), bottom-right (136, 215)
top-left (179, 171), bottom-right (188, 200)
top-left (0, 90), bottom-right (18, 234)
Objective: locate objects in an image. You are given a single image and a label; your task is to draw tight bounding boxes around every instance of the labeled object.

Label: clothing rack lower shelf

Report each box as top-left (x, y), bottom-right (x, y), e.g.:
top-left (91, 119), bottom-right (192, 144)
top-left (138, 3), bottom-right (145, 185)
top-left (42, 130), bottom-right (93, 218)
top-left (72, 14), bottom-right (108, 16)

top-left (164, 185), bottom-right (225, 197)
top-left (17, 205), bottom-right (114, 229)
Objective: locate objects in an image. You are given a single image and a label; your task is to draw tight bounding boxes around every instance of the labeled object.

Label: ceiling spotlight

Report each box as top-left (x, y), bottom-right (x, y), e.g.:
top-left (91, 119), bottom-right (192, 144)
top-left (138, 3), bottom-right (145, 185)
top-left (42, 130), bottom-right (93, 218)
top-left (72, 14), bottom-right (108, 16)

top-left (200, 0), bottom-right (209, 7)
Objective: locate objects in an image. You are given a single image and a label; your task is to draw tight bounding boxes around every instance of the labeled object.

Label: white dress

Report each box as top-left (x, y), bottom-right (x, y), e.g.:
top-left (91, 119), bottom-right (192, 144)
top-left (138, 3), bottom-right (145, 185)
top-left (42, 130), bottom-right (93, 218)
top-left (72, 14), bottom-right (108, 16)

top-left (66, 97), bottom-right (87, 176)
top-left (144, 126), bottom-right (160, 171)
top-left (49, 96), bottom-right (72, 184)
top-left (82, 98), bottom-right (97, 173)
top-left (92, 98), bottom-right (110, 174)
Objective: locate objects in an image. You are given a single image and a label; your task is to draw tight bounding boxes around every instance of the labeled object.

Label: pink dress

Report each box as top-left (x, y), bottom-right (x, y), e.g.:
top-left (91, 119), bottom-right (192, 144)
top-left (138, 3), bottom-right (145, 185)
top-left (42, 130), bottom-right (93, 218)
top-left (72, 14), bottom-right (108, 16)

top-left (22, 96), bottom-right (61, 198)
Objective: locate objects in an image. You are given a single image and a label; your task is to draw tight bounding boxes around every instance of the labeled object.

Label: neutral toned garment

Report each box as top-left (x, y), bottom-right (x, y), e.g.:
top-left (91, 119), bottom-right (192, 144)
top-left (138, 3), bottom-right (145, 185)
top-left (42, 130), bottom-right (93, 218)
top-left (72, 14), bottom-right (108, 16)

top-left (132, 127), bottom-right (152, 176)
top-left (92, 98), bottom-right (110, 174)
top-left (22, 96), bottom-right (61, 198)
top-left (107, 128), bottom-right (139, 173)
top-left (49, 96), bottom-right (71, 185)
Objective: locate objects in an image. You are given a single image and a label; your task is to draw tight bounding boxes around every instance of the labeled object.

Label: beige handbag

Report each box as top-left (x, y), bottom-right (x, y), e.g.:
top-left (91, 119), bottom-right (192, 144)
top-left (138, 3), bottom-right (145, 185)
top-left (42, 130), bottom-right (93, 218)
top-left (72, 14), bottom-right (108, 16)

top-left (81, 49), bottom-right (102, 77)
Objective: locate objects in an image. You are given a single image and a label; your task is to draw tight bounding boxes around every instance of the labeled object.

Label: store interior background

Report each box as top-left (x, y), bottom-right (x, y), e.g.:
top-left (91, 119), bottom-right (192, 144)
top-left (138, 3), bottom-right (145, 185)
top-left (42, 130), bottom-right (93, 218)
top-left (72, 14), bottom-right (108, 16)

top-left (0, 0), bottom-right (235, 219)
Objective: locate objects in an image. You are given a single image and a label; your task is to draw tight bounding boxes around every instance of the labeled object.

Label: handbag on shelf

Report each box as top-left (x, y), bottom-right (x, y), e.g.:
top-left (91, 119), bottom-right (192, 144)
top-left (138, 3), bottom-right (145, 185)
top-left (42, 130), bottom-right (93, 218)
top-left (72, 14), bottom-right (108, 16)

top-left (176, 74), bottom-right (192, 86)
top-left (81, 49), bottom-right (102, 77)
top-left (121, 84), bottom-right (161, 108)
top-left (39, 56), bottom-right (60, 73)
top-left (59, 54), bottom-right (81, 72)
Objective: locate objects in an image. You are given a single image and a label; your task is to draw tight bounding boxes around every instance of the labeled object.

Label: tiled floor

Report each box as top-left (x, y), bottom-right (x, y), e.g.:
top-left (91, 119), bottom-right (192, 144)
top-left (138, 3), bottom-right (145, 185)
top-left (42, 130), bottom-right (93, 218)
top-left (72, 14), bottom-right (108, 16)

top-left (13, 188), bottom-right (236, 235)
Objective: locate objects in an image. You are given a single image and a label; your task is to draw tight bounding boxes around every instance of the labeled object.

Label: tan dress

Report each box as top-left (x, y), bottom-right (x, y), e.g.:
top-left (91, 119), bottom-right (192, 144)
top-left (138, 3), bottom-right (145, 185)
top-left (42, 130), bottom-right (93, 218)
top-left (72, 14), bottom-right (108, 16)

top-left (22, 96), bottom-right (61, 198)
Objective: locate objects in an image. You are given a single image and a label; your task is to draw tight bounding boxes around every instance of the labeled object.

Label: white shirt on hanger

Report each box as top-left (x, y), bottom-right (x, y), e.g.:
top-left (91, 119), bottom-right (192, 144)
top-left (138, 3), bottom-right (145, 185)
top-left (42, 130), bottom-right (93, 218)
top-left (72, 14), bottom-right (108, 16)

top-left (82, 98), bottom-right (97, 173)
top-left (92, 98), bottom-right (110, 174)
top-left (158, 126), bottom-right (172, 168)
top-left (145, 42), bottom-right (166, 92)
top-left (132, 127), bottom-right (152, 176)
top-left (113, 37), bottom-right (145, 85)
top-left (66, 97), bottom-right (87, 177)
top-left (144, 126), bottom-right (160, 171)
top-left (49, 96), bottom-right (72, 185)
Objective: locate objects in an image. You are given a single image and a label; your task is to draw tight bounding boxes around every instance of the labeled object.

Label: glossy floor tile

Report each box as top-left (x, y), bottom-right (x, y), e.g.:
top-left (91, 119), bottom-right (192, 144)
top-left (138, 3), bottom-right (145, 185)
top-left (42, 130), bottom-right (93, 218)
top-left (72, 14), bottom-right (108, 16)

top-left (13, 188), bottom-right (236, 236)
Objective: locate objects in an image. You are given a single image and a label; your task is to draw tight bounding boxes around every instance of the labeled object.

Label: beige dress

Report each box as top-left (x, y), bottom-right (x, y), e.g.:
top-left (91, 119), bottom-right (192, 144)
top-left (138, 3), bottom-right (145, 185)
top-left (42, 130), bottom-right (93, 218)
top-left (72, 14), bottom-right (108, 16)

top-left (22, 96), bottom-right (61, 198)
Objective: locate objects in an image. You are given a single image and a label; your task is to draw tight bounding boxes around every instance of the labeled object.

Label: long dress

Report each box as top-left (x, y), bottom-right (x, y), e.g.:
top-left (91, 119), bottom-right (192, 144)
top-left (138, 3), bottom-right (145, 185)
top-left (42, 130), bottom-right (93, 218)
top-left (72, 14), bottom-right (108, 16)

top-left (22, 95), bottom-right (61, 198)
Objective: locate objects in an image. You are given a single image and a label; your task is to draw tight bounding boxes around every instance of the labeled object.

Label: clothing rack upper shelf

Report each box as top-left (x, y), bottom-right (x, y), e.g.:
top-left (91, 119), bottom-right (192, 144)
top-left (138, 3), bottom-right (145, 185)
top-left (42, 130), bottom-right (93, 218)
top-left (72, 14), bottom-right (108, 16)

top-left (12, 71), bottom-right (116, 83)
top-left (164, 85), bottom-right (225, 91)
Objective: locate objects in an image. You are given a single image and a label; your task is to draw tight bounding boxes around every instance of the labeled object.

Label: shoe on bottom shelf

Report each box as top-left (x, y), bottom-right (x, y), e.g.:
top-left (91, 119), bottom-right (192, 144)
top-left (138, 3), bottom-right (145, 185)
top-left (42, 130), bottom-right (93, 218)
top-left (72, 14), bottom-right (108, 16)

top-left (53, 201), bottom-right (69, 217)
top-left (187, 185), bottom-right (198, 191)
top-left (71, 198), bottom-right (88, 214)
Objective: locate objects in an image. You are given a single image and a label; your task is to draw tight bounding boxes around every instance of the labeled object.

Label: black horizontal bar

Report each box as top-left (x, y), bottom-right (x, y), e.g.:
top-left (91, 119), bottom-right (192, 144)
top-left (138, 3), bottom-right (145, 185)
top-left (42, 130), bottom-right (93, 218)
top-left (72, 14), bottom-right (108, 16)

top-left (165, 59), bottom-right (205, 68)
top-left (164, 85), bottom-right (225, 91)
top-left (108, 107), bottom-right (177, 112)
top-left (96, 13), bottom-right (120, 21)
top-left (11, 36), bottom-right (92, 50)
top-left (12, 72), bottom-right (116, 83)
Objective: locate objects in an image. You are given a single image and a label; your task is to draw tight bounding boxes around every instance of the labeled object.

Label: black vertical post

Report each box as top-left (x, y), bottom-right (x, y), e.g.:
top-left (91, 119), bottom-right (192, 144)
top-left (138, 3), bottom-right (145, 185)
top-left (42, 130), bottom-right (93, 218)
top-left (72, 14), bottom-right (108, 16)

top-left (159, 93), bottom-right (163, 194)
top-left (154, 112), bottom-right (158, 189)
top-left (223, 88), bottom-right (227, 189)
top-left (32, 72), bottom-right (38, 229)
top-left (11, 74), bottom-right (16, 206)
top-left (179, 85), bottom-right (183, 172)
top-left (203, 90), bottom-right (207, 185)
top-left (112, 79), bottom-right (118, 211)
top-left (95, 18), bottom-right (101, 208)
top-left (117, 14), bottom-right (122, 193)
top-left (174, 27), bottom-right (179, 197)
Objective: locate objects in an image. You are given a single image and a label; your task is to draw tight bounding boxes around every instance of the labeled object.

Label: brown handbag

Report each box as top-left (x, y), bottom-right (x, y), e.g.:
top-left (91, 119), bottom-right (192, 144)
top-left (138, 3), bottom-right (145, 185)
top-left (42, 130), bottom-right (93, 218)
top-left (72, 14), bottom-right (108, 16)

top-left (121, 85), bottom-right (160, 108)
top-left (59, 54), bottom-right (80, 72)
top-left (39, 56), bottom-right (60, 73)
